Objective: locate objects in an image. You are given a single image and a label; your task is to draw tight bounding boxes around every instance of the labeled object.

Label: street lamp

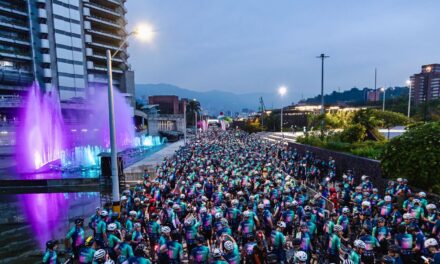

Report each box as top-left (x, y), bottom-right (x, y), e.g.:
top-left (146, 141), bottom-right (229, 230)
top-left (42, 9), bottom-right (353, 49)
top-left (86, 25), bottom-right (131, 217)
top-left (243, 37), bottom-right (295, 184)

top-left (380, 87), bottom-right (386, 111)
top-left (406, 80), bottom-right (412, 118)
top-left (193, 99), bottom-right (197, 138)
top-left (107, 23), bottom-right (154, 206)
top-left (278, 86), bottom-right (287, 135)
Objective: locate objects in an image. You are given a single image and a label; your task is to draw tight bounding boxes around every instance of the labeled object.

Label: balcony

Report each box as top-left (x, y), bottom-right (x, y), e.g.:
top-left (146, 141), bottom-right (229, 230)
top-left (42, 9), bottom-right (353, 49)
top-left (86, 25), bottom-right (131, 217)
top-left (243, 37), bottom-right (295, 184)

top-left (40, 39), bottom-right (49, 49)
top-left (0, 3), bottom-right (28, 17)
top-left (86, 28), bottom-right (122, 41)
top-left (90, 52), bottom-right (124, 63)
top-left (87, 41), bottom-right (121, 52)
top-left (91, 65), bottom-right (123, 74)
top-left (85, 15), bottom-right (122, 30)
top-left (42, 54), bottom-right (50, 63)
top-left (84, 2), bottom-right (121, 18)
top-left (0, 17), bottom-right (29, 31)
top-left (39, 24), bottom-right (48, 34)
top-left (0, 50), bottom-right (31, 61)
top-left (0, 67), bottom-right (33, 85)
top-left (38, 8), bottom-right (47, 19)
top-left (0, 32), bottom-right (30, 46)
top-left (43, 68), bottom-right (52, 78)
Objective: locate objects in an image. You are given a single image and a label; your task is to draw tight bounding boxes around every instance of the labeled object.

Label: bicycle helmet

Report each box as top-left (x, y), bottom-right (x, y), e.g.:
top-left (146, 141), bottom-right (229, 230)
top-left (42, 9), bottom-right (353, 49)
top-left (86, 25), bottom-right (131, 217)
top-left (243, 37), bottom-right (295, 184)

top-left (100, 210), bottom-right (108, 217)
top-left (419, 191), bottom-right (426, 198)
top-left (403, 213), bottom-right (412, 220)
top-left (161, 226), bottom-right (171, 234)
top-left (257, 203), bottom-right (265, 209)
top-left (232, 199), bottom-right (239, 206)
top-left (134, 222), bottom-right (141, 228)
top-left (107, 223), bottom-right (117, 231)
top-left (46, 240), bottom-right (57, 250)
top-left (304, 205), bottom-right (311, 211)
top-left (277, 221), bottom-right (286, 228)
top-left (93, 249), bottom-right (106, 261)
top-left (75, 217), bottom-right (84, 225)
top-left (343, 260), bottom-right (354, 264)
top-left (220, 218), bottom-right (229, 226)
top-left (361, 201), bottom-right (371, 207)
top-left (381, 256), bottom-right (395, 264)
top-left (334, 225), bottom-right (343, 232)
top-left (215, 212), bottom-right (222, 219)
top-left (150, 213), bottom-right (158, 220)
top-left (342, 207), bottom-right (350, 214)
top-left (427, 204), bottom-right (437, 210)
top-left (224, 241), bottom-right (234, 251)
top-left (354, 239), bottom-right (366, 249)
top-left (213, 248), bottom-right (222, 258)
top-left (129, 210), bottom-right (137, 217)
top-left (104, 260), bottom-right (114, 264)
top-left (180, 194), bottom-right (185, 199)
top-left (384, 196), bottom-right (392, 202)
top-left (243, 211), bottom-right (250, 218)
top-left (85, 236), bottom-right (94, 247)
top-left (294, 251), bottom-right (308, 262)
top-left (200, 207), bottom-right (207, 214)
top-left (425, 238), bottom-right (438, 248)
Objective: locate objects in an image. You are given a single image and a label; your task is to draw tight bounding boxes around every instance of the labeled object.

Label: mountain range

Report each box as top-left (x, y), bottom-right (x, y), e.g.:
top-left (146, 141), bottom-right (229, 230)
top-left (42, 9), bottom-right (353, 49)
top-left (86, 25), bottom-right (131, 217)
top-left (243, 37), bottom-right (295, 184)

top-left (135, 83), bottom-right (285, 114)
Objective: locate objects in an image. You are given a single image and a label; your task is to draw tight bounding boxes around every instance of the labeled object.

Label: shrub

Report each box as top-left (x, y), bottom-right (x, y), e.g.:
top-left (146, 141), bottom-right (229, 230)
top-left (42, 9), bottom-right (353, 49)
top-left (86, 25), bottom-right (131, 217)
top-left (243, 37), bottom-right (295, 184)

top-left (381, 122), bottom-right (440, 194)
top-left (339, 124), bottom-right (366, 143)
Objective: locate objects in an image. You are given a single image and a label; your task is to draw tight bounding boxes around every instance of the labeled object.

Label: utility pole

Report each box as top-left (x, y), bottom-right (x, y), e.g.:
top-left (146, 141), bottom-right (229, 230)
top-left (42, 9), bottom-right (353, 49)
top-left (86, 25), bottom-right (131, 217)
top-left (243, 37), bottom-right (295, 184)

top-left (374, 68), bottom-right (377, 101)
top-left (317, 54), bottom-right (329, 115)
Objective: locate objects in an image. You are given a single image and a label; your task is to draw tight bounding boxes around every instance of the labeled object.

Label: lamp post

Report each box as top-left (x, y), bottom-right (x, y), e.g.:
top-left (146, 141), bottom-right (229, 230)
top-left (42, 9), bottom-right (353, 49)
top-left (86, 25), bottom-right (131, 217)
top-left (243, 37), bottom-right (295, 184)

top-left (381, 87), bottom-right (386, 111)
top-left (107, 23), bottom-right (154, 206)
top-left (406, 80), bottom-right (412, 118)
top-left (193, 99), bottom-right (197, 138)
top-left (278, 86), bottom-right (287, 136)
top-left (183, 100), bottom-right (187, 144)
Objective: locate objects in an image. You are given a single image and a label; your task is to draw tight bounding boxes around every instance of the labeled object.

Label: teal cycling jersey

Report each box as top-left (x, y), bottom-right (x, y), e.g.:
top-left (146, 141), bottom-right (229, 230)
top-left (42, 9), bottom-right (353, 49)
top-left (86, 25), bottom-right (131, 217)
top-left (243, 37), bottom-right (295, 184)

top-left (66, 226), bottom-right (85, 247)
top-left (79, 247), bottom-right (95, 264)
top-left (190, 245), bottom-right (210, 264)
top-left (42, 250), bottom-right (58, 264)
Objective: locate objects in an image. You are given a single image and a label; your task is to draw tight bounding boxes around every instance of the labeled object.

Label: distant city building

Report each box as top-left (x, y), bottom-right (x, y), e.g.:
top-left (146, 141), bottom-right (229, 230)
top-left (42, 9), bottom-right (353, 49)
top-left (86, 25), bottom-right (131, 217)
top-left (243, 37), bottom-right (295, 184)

top-left (367, 90), bottom-right (382, 102)
top-left (0, 0), bottom-right (134, 104)
top-left (146, 95), bottom-right (186, 136)
top-left (410, 64), bottom-right (440, 104)
top-left (148, 95), bottom-right (186, 115)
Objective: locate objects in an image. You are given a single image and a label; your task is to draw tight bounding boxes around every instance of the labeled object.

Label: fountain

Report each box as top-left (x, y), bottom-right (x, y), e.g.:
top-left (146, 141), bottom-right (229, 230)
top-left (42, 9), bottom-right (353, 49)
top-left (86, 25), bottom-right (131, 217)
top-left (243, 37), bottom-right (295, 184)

top-left (16, 83), bottom-right (64, 173)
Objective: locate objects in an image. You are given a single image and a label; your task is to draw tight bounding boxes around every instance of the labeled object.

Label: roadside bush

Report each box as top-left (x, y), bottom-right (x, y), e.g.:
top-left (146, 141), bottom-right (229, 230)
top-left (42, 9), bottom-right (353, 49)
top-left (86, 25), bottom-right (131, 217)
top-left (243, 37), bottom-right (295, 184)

top-left (339, 124), bottom-right (366, 143)
top-left (381, 122), bottom-right (440, 194)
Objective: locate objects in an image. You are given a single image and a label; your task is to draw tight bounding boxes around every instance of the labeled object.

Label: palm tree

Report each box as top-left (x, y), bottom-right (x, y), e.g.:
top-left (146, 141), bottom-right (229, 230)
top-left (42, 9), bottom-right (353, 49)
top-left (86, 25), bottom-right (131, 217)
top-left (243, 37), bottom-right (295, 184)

top-left (186, 100), bottom-right (201, 126)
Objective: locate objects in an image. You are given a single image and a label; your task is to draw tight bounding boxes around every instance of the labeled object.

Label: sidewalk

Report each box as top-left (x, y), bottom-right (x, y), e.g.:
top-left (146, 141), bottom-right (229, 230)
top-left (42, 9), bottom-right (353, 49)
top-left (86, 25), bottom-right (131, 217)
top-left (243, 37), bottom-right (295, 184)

top-left (124, 140), bottom-right (184, 183)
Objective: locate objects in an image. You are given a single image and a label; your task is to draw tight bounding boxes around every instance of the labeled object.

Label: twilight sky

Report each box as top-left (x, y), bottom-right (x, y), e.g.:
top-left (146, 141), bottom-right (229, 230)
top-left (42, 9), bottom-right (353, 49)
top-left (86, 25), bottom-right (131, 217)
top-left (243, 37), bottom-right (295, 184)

top-left (126, 0), bottom-right (440, 102)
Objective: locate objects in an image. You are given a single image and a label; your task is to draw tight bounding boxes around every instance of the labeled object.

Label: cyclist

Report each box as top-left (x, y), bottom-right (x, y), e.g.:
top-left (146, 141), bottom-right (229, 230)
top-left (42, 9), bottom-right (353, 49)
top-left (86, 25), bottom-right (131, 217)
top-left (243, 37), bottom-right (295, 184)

top-left (42, 240), bottom-right (59, 264)
top-left (79, 236), bottom-right (96, 264)
top-left (66, 217), bottom-right (86, 259)
top-left (166, 230), bottom-right (184, 264)
top-left (189, 236), bottom-right (210, 264)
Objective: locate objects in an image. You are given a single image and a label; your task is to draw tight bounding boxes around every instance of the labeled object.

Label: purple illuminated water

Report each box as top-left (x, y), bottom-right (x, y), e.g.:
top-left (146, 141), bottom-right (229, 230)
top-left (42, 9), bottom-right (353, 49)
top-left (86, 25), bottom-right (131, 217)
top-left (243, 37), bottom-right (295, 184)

top-left (16, 83), bottom-right (64, 173)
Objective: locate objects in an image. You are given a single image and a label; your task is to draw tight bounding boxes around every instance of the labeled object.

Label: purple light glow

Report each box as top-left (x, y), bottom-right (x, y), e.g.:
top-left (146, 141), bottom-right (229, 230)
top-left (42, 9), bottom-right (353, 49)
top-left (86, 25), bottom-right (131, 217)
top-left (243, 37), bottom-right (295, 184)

top-left (16, 83), bottom-right (64, 172)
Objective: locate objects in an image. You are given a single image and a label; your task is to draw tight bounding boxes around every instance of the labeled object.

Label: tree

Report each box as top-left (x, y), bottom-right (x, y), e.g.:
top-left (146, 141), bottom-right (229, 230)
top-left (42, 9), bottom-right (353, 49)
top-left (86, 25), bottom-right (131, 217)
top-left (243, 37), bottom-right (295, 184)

top-left (381, 122), bottom-right (440, 194)
top-left (370, 110), bottom-right (410, 139)
top-left (186, 100), bottom-right (201, 126)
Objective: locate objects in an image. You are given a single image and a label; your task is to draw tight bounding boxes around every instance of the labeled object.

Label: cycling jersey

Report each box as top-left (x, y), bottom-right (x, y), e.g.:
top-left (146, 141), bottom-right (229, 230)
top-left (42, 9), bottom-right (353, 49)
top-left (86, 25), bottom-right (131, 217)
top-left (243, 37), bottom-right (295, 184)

top-left (190, 245), bottom-right (210, 264)
top-left (79, 247), bottom-right (95, 264)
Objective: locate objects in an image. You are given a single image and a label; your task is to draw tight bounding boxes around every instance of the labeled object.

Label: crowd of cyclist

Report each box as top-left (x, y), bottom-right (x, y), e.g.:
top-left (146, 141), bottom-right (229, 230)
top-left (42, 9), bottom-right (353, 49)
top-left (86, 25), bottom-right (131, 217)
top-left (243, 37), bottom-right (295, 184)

top-left (45, 129), bottom-right (440, 264)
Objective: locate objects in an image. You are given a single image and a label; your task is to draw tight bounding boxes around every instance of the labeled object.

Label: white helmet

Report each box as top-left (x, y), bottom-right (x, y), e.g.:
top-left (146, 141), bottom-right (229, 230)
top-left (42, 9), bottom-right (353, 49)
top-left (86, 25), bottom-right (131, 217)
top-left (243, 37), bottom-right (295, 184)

top-left (232, 199), bottom-right (239, 206)
top-left (200, 207), bottom-right (207, 214)
top-left (419, 192), bottom-right (426, 198)
top-left (100, 210), bottom-right (109, 217)
top-left (334, 225), bottom-right (343, 232)
top-left (215, 212), bottom-right (222, 219)
top-left (224, 241), bottom-right (234, 251)
top-left (424, 238), bottom-right (438, 248)
top-left (277, 221), bottom-right (286, 228)
top-left (93, 249), bottom-right (106, 261)
top-left (294, 251), bottom-right (308, 262)
top-left (243, 211), bottom-right (251, 218)
top-left (180, 194), bottom-right (185, 199)
top-left (107, 223), bottom-right (117, 231)
top-left (161, 226), bottom-right (171, 234)
top-left (427, 204), bottom-right (437, 210)
top-left (292, 200), bottom-right (299, 206)
top-left (384, 196), bottom-right (392, 202)
top-left (121, 195), bottom-right (128, 201)
top-left (362, 201), bottom-right (371, 207)
top-left (403, 213), bottom-right (413, 220)
top-left (343, 260), bottom-right (354, 264)
top-left (105, 260), bottom-right (115, 264)
top-left (257, 204), bottom-right (265, 209)
top-left (213, 248), bottom-right (222, 257)
top-left (354, 239), bottom-right (366, 249)
top-left (129, 211), bottom-right (137, 217)
top-left (342, 207), bottom-right (350, 214)
top-left (172, 204), bottom-right (180, 210)
top-left (413, 199), bottom-right (421, 205)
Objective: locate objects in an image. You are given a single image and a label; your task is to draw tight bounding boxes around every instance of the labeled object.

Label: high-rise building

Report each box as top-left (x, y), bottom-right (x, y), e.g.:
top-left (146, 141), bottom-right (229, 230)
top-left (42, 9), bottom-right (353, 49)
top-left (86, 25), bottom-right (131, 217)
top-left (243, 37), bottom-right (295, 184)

top-left (410, 64), bottom-right (440, 104)
top-left (0, 0), bottom-right (134, 104)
